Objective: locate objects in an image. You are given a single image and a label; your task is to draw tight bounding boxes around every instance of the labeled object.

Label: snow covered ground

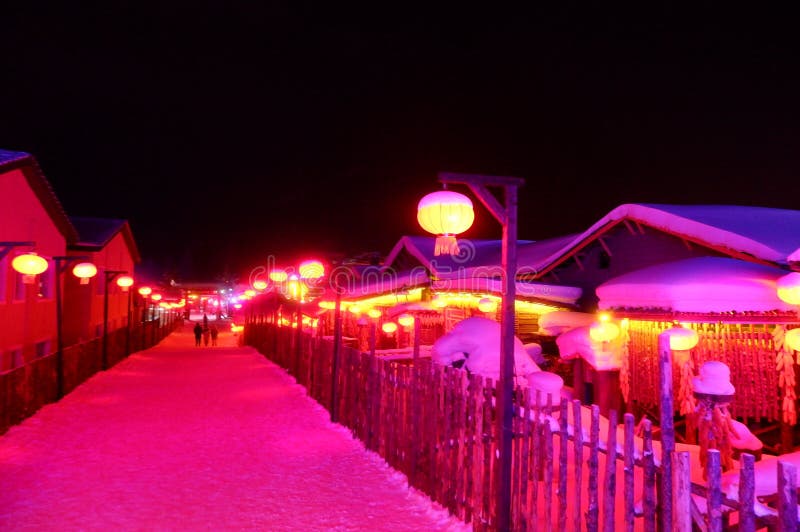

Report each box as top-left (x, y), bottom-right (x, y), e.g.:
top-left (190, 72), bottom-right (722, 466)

top-left (0, 322), bottom-right (471, 531)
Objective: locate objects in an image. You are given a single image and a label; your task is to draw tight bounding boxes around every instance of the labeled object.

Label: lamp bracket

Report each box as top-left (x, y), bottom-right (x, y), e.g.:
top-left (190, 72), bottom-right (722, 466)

top-left (0, 241), bottom-right (36, 261)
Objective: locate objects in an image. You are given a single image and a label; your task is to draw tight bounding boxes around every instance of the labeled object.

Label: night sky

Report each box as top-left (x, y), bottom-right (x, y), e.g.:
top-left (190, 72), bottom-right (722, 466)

top-left (2, 4), bottom-right (798, 282)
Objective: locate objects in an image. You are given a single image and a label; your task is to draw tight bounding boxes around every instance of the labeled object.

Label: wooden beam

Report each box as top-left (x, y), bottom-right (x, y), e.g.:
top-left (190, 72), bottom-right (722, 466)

top-left (598, 237), bottom-right (613, 257)
top-left (439, 171), bottom-right (525, 188)
top-left (573, 254), bottom-right (584, 270)
top-left (467, 183), bottom-right (507, 225)
top-left (623, 219), bottom-right (638, 235)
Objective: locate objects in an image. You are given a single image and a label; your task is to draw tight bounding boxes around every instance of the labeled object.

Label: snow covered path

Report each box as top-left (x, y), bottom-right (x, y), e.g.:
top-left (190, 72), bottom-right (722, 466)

top-left (0, 324), bottom-right (470, 531)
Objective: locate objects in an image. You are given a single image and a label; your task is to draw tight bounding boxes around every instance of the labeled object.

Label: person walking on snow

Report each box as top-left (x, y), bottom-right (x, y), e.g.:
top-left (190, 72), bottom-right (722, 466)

top-left (210, 324), bottom-right (219, 346)
top-left (193, 323), bottom-right (203, 346)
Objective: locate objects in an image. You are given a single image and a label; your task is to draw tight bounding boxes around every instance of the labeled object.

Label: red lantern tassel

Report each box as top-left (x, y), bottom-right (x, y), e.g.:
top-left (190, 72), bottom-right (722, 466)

top-left (434, 235), bottom-right (459, 256)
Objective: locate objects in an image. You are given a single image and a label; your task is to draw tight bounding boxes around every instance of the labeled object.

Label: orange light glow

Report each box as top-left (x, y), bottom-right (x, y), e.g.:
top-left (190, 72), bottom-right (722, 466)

top-left (253, 280), bottom-right (268, 291)
top-left (367, 308), bottom-right (382, 319)
top-left (381, 322), bottom-right (398, 334)
top-left (398, 313), bottom-right (414, 327)
top-left (151, 294), bottom-right (162, 301)
top-left (138, 286), bottom-right (152, 296)
top-left (244, 289), bottom-right (256, 298)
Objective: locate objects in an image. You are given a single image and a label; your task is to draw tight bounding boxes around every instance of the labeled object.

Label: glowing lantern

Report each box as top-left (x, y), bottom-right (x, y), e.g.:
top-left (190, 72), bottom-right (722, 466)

top-left (367, 308), bottom-right (382, 319)
top-left (116, 275), bottom-right (134, 291)
top-left (398, 313), bottom-right (414, 327)
top-left (785, 328), bottom-right (800, 352)
top-left (151, 294), bottom-right (162, 301)
top-left (589, 321), bottom-right (620, 343)
top-left (382, 322), bottom-right (398, 334)
top-left (663, 326), bottom-right (699, 352)
top-left (417, 190), bottom-right (475, 255)
top-left (478, 297), bottom-right (498, 313)
top-left (319, 300), bottom-right (336, 310)
top-left (12, 252), bottom-right (48, 284)
top-left (286, 276), bottom-right (308, 300)
top-left (777, 272), bottom-right (800, 305)
top-left (244, 289), bottom-right (256, 298)
top-left (234, 303), bottom-right (242, 309)
top-left (431, 294), bottom-right (447, 308)
top-left (299, 260), bottom-right (325, 280)
top-left (72, 262), bottom-right (97, 284)
top-left (348, 304), bottom-right (362, 315)
top-left (253, 279), bottom-right (268, 291)
top-left (138, 286), bottom-right (152, 296)
top-left (269, 269), bottom-right (288, 283)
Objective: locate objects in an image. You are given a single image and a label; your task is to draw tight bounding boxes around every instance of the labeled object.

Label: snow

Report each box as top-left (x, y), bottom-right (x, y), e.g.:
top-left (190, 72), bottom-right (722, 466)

top-left (596, 256), bottom-right (797, 313)
top-left (533, 204), bottom-right (800, 273)
top-left (431, 317), bottom-right (540, 385)
top-left (537, 310), bottom-right (597, 336)
top-left (555, 325), bottom-right (624, 370)
top-left (0, 324), bottom-right (470, 531)
top-left (692, 360), bottom-right (735, 396)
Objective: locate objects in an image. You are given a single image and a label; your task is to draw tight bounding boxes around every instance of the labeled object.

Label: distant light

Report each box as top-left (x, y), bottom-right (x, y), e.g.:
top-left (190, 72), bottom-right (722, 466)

top-left (348, 304), bottom-right (362, 315)
top-left (151, 294), bottom-right (162, 301)
top-left (477, 297), bottom-right (498, 313)
top-left (382, 322), bottom-right (398, 334)
top-left (269, 269), bottom-right (288, 282)
top-left (138, 286), bottom-right (152, 296)
top-left (367, 308), bottom-right (382, 319)
top-left (398, 313), bottom-right (414, 327)
top-left (299, 260), bottom-right (325, 280)
top-left (253, 280), bottom-right (268, 291)
top-left (244, 289), bottom-right (256, 297)
top-left (72, 262), bottom-right (97, 284)
top-left (589, 321), bottom-right (620, 343)
top-left (431, 294), bottom-right (447, 308)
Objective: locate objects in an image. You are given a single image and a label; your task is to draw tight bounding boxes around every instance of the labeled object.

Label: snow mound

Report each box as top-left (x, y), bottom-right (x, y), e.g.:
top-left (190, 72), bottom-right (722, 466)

top-left (432, 317), bottom-right (540, 385)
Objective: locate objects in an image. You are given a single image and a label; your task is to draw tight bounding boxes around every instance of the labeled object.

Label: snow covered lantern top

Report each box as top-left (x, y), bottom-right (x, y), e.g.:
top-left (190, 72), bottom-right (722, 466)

top-left (417, 190), bottom-right (474, 256)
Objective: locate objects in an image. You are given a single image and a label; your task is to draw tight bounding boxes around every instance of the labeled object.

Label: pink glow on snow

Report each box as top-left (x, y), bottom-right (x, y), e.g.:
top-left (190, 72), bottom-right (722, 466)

top-left (0, 326), bottom-right (470, 531)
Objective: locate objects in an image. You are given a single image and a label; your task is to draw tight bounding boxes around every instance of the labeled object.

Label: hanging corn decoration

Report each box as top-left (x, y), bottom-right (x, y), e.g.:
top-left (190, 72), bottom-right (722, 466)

top-left (773, 325), bottom-right (798, 425)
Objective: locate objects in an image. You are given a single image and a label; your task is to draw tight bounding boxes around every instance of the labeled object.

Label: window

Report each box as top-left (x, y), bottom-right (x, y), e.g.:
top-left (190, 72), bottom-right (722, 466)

top-left (35, 339), bottom-right (51, 358)
top-left (14, 272), bottom-right (27, 301)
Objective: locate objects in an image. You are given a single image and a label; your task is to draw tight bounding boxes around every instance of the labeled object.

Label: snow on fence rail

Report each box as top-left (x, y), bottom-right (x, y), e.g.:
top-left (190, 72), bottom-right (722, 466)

top-left (244, 323), bottom-right (800, 531)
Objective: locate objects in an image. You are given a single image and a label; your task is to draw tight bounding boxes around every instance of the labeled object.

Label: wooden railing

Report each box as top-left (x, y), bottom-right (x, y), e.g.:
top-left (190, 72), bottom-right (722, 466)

top-left (245, 323), bottom-right (800, 531)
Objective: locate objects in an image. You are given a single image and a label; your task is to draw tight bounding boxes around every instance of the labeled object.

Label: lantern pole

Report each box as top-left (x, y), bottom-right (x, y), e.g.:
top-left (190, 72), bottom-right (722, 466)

top-left (0, 241), bottom-right (36, 261)
top-left (438, 171), bottom-right (525, 531)
top-left (52, 255), bottom-right (92, 399)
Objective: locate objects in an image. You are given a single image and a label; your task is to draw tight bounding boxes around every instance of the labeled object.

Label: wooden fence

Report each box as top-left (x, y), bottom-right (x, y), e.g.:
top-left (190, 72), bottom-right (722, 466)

top-left (0, 316), bottom-right (181, 435)
top-left (245, 323), bottom-right (800, 531)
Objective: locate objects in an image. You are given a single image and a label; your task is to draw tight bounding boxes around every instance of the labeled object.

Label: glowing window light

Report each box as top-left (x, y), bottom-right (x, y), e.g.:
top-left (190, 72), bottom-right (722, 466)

top-left (477, 297), bottom-right (498, 313)
top-left (12, 253), bottom-right (48, 284)
top-left (589, 321), bottom-right (620, 343)
top-left (253, 280), bottom-right (268, 291)
top-left (417, 190), bottom-right (475, 255)
top-left (299, 260), bottom-right (325, 280)
top-left (116, 275), bottom-right (134, 291)
top-left (777, 272), bottom-right (800, 305)
top-left (72, 262), bottom-right (97, 284)
top-left (367, 308), bottom-right (382, 319)
top-left (269, 269), bottom-right (288, 283)
top-left (398, 313), bottom-right (414, 327)
top-left (382, 322), bottom-right (398, 334)
top-left (138, 286), bottom-right (152, 296)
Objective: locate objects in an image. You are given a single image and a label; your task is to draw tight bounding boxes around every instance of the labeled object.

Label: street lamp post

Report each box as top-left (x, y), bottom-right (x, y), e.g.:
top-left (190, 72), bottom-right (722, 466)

top-left (52, 255), bottom-right (94, 398)
top-left (436, 172), bottom-right (525, 531)
top-left (102, 270), bottom-right (127, 370)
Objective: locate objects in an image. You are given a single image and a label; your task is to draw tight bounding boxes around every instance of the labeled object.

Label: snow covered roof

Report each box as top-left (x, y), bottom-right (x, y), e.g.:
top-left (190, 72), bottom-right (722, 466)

top-left (70, 216), bottom-right (141, 263)
top-left (431, 277), bottom-right (581, 306)
top-left (384, 234), bottom-right (579, 279)
top-left (0, 148), bottom-right (79, 243)
top-left (596, 256), bottom-right (797, 314)
top-left (534, 203), bottom-right (800, 277)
